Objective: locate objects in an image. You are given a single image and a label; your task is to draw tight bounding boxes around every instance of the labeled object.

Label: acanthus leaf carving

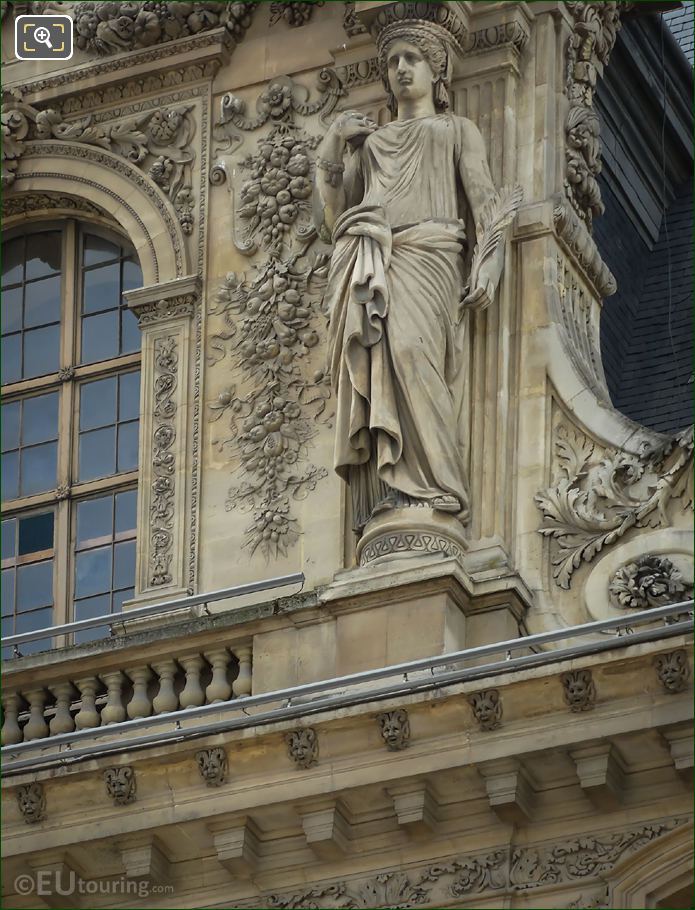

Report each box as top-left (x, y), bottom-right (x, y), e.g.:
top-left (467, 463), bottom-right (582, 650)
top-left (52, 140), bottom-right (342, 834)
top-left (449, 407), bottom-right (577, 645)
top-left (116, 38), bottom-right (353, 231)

top-left (269, 1), bottom-right (324, 29)
top-left (535, 424), bottom-right (694, 588)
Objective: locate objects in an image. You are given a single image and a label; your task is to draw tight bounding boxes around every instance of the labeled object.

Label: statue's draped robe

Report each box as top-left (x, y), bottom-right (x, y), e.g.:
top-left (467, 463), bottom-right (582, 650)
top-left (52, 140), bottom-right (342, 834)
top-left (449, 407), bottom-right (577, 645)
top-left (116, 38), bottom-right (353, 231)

top-left (325, 114), bottom-right (475, 528)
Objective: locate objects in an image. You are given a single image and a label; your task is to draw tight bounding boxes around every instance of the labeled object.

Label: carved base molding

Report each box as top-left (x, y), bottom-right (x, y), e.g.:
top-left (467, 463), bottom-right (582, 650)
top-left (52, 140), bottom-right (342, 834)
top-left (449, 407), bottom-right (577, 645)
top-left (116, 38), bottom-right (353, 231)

top-left (357, 508), bottom-right (468, 567)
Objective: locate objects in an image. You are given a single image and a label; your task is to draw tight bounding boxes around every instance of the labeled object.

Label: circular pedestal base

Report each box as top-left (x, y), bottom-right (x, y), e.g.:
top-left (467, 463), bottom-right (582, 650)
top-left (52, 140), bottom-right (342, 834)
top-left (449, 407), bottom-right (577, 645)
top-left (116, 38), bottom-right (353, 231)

top-left (356, 507), bottom-right (468, 567)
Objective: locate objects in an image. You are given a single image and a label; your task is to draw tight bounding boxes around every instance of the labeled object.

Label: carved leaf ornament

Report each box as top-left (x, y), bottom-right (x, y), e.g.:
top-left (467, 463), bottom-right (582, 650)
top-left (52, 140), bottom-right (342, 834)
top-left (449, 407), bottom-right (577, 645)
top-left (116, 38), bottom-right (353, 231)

top-left (535, 425), bottom-right (693, 588)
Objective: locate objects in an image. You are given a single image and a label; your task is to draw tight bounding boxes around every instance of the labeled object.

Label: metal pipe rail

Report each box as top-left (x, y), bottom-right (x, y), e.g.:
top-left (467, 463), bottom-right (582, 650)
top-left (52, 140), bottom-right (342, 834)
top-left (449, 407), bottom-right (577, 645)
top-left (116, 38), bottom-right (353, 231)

top-left (1, 573), bottom-right (305, 650)
top-left (2, 600), bottom-right (691, 776)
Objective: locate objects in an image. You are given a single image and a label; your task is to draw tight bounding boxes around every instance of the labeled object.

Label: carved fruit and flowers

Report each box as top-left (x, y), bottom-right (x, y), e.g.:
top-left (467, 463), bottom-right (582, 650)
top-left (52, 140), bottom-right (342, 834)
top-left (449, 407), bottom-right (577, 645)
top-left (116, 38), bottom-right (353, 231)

top-left (210, 75), bottom-right (342, 558)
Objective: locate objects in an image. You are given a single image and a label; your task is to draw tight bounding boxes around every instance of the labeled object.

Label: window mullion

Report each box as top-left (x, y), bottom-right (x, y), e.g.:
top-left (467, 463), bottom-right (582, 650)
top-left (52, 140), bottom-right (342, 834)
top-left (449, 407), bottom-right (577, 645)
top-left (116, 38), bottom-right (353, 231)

top-left (53, 498), bottom-right (71, 630)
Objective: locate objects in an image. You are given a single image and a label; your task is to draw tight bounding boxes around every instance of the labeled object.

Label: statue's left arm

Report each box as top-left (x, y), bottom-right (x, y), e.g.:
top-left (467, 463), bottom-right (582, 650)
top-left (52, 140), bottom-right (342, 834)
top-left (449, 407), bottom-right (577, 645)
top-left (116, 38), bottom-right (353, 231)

top-left (457, 119), bottom-right (522, 312)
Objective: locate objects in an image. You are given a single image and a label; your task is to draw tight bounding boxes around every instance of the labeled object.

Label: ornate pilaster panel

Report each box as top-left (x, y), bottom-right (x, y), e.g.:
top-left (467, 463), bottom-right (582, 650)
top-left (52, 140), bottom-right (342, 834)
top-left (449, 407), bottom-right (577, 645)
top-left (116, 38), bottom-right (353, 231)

top-left (126, 277), bottom-right (200, 601)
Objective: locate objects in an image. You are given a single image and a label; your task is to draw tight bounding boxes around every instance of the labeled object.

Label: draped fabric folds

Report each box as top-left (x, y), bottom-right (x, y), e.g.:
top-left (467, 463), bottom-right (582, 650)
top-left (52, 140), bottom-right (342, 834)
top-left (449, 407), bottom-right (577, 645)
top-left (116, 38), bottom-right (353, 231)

top-left (324, 115), bottom-right (473, 528)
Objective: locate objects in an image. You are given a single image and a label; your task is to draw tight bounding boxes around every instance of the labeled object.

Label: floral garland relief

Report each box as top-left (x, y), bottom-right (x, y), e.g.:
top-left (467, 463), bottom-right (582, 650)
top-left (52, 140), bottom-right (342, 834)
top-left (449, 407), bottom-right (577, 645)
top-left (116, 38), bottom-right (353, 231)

top-left (209, 72), bottom-right (345, 558)
top-left (535, 424), bottom-right (694, 588)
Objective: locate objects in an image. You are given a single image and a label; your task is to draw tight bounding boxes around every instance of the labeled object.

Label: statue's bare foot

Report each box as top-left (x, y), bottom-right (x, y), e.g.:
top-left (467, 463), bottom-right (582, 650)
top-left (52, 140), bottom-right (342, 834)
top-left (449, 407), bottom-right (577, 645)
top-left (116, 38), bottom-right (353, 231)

top-left (430, 495), bottom-right (461, 513)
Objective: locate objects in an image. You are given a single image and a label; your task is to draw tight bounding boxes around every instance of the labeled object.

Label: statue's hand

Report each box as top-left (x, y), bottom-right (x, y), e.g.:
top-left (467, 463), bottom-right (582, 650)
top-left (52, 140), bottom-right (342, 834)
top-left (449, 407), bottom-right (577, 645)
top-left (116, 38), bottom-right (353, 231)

top-left (331, 110), bottom-right (377, 146)
top-left (461, 279), bottom-right (495, 314)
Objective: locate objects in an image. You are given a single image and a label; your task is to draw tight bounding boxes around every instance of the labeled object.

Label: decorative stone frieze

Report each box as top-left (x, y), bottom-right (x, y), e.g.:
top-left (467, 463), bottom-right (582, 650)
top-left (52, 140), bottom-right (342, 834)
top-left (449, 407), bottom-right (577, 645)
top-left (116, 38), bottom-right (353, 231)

top-left (536, 424), bottom-right (694, 588)
top-left (54, 2), bottom-right (257, 56)
top-left (342, 1), bottom-right (367, 38)
top-left (654, 650), bottom-right (690, 694)
top-left (17, 783), bottom-right (46, 825)
top-left (465, 21), bottom-right (529, 56)
top-left (2, 191), bottom-right (107, 219)
top-left (265, 819), bottom-right (682, 908)
top-left (196, 748), bottom-right (228, 787)
top-left (286, 728), bottom-right (319, 769)
top-left (269, 2), bottom-right (324, 29)
top-left (468, 689), bottom-right (502, 731)
top-left (562, 669), bottom-right (596, 712)
top-left (104, 766), bottom-right (136, 806)
top-left (609, 555), bottom-right (692, 611)
top-left (377, 709), bottom-right (410, 751)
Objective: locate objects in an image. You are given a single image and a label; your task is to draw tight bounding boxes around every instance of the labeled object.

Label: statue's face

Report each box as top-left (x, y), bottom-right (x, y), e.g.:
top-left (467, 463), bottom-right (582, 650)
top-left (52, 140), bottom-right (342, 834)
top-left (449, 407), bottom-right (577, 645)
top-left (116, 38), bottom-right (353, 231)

top-left (386, 40), bottom-right (435, 106)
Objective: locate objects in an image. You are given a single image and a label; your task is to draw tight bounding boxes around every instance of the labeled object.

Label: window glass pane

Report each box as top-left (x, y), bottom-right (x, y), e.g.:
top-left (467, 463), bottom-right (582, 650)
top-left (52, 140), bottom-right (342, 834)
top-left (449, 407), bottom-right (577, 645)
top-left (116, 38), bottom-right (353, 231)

top-left (1, 518), bottom-right (16, 559)
top-left (23, 324), bottom-right (60, 378)
top-left (120, 307), bottom-right (141, 355)
top-left (112, 588), bottom-right (134, 613)
top-left (2, 450), bottom-right (19, 500)
top-left (1, 286), bottom-right (23, 334)
top-left (117, 422), bottom-right (139, 473)
top-left (83, 262), bottom-right (120, 315)
top-left (15, 607), bottom-right (53, 656)
top-left (113, 540), bottom-right (136, 589)
top-left (115, 490), bottom-right (137, 535)
top-left (75, 547), bottom-right (111, 598)
top-left (22, 392), bottom-right (59, 445)
top-left (2, 615), bottom-right (12, 636)
top-left (18, 512), bottom-right (54, 555)
top-left (2, 237), bottom-right (24, 286)
top-left (23, 275), bottom-right (61, 329)
top-left (75, 593), bottom-right (111, 620)
top-left (122, 258), bottom-right (142, 292)
top-left (78, 427), bottom-right (116, 481)
top-left (25, 232), bottom-right (61, 280)
top-left (84, 234), bottom-right (119, 268)
top-left (16, 560), bottom-right (53, 611)
top-left (76, 496), bottom-right (112, 547)
top-left (21, 442), bottom-right (57, 496)
top-left (81, 311), bottom-right (119, 364)
top-left (80, 377), bottom-right (117, 431)
top-left (118, 372), bottom-right (140, 422)
top-left (1, 335), bottom-right (21, 385)
top-left (2, 568), bottom-right (15, 615)
top-left (1, 401), bottom-right (20, 452)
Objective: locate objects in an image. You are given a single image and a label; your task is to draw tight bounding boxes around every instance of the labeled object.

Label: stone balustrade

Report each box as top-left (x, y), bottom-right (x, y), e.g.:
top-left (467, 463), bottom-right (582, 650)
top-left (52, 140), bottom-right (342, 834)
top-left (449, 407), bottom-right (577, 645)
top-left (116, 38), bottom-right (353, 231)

top-left (1, 645), bottom-right (252, 746)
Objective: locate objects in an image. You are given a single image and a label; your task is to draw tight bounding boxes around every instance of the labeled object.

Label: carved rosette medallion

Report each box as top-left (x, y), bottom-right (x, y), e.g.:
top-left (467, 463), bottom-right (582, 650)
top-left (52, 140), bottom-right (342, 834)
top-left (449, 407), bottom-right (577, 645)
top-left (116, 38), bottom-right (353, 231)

top-left (208, 72), bottom-right (345, 559)
top-left (609, 555), bottom-right (692, 611)
top-left (536, 424), bottom-right (694, 588)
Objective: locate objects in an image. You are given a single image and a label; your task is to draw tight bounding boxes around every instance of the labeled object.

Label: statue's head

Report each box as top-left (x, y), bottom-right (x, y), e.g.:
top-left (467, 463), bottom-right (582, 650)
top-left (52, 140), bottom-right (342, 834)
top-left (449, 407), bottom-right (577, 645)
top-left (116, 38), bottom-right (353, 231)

top-left (378, 22), bottom-right (454, 115)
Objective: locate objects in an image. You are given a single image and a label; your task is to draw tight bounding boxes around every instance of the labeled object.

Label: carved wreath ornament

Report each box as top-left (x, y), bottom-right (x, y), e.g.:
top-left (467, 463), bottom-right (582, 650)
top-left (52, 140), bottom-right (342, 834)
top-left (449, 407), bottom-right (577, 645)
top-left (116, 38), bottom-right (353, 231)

top-left (535, 425), bottom-right (693, 588)
top-left (208, 73), bottom-right (344, 558)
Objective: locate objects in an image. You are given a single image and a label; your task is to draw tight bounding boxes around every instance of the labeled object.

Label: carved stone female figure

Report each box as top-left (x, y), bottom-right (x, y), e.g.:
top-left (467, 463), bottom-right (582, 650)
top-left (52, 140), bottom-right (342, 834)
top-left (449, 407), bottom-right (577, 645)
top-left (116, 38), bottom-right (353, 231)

top-left (315, 17), bottom-right (520, 557)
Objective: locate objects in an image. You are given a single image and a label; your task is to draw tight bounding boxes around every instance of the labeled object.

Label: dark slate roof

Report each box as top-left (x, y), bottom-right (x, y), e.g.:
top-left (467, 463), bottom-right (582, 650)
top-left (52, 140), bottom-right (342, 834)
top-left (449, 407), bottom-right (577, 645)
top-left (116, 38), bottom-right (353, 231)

top-left (664, 3), bottom-right (694, 65)
top-left (603, 179), bottom-right (693, 434)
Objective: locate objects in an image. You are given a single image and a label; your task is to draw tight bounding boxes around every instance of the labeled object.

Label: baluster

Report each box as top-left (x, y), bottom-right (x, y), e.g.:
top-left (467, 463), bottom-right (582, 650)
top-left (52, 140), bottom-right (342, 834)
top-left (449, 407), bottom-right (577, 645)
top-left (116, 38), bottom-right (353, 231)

top-left (75, 677), bottom-right (101, 730)
top-left (205, 649), bottom-right (232, 704)
top-left (126, 666), bottom-right (152, 719)
top-left (49, 682), bottom-right (76, 736)
top-left (152, 660), bottom-right (179, 714)
top-left (100, 671), bottom-right (126, 725)
top-left (179, 656), bottom-right (205, 709)
top-left (232, 645), bottom-right (252, 698)
top-left (23, 688), bottom-right (48, 741)
top-left (1, 692), bottom-right (23, 746)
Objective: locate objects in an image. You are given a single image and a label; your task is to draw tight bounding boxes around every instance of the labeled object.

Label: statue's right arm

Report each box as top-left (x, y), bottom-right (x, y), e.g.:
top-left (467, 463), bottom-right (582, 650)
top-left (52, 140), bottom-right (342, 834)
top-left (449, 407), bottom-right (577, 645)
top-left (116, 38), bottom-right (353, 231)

top-left (313, 130), bottom-right (349, 240)
top-left (313, 111), bottom-right (374, 240)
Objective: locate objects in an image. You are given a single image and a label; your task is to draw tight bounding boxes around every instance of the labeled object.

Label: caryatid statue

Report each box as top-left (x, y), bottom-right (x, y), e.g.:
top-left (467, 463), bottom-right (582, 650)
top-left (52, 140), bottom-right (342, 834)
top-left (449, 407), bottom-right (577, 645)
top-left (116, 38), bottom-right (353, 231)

top-left (314, 11), bottom-right (522, 564)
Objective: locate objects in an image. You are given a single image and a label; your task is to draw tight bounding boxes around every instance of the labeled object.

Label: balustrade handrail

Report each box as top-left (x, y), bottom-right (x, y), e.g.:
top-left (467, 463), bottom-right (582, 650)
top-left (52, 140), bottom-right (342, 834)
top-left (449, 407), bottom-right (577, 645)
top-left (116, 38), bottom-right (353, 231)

top-left (1, 573), bottom-right (305, 651)
top-left (1, 600), bottom-right (692, 775)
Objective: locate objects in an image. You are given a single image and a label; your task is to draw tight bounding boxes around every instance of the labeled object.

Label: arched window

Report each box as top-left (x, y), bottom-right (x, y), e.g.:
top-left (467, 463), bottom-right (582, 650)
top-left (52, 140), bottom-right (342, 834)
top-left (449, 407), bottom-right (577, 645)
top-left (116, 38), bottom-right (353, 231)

top-left (1, 221), bottom-right (143, 653)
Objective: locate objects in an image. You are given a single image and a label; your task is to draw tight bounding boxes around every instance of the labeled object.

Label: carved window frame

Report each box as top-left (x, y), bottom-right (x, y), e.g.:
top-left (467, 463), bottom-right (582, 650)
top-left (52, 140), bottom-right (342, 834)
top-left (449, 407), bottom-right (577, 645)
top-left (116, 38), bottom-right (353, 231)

top-left (1, 215), bottom-right (143, 637)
